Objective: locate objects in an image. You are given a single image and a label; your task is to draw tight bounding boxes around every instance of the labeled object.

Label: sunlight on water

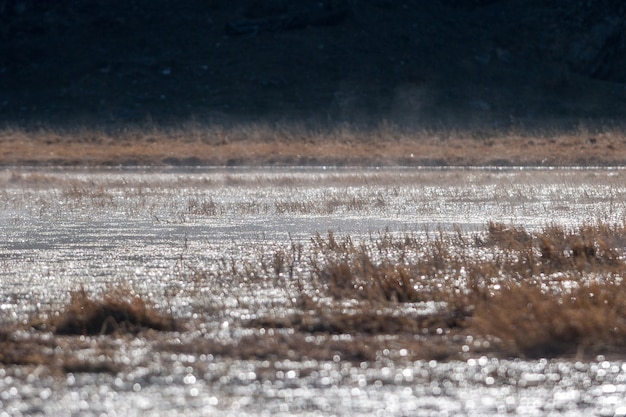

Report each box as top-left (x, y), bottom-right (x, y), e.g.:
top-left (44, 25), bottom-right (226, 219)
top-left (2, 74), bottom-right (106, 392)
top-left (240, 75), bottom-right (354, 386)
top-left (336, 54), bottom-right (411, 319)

top-left (2, 167), bottom-right (626, 416)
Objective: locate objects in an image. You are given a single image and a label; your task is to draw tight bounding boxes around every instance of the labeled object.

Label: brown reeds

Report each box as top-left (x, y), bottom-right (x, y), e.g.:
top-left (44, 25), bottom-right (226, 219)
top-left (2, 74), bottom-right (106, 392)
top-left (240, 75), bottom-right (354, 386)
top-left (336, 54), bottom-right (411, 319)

top-left (472, 279), bottom-right (626, 358)
top-left (45, 285), bottom-right (178, 335)
top-left (4, 222), bottom-right (626, 374)
top-left (287, 224), bottom-right (626, 359)
top-left (0, 327), bottom-right (54, 367)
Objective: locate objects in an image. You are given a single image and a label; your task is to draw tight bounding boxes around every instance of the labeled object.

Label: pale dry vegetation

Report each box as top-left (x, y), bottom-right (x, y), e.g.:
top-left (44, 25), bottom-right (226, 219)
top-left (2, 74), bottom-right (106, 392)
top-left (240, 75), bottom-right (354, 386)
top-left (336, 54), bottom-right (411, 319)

top-left (2, 222), bottom-right (626, 374)
top-left (264, 223), bottom-right (626, 359)
top-left (2, 123), bottom-right (626, 166)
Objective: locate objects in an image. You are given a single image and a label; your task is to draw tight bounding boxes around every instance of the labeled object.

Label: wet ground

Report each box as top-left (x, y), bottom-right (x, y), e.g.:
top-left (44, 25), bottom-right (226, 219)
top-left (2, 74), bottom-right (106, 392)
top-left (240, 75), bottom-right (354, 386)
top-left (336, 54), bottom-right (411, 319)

top-left (2, 167), bottom-right (626, 416)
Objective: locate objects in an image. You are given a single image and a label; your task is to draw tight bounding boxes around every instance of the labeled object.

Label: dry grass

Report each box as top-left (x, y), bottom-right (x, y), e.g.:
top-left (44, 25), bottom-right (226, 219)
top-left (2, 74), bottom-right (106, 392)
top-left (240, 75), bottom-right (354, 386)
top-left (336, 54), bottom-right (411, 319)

top-left (310, 232), bottom-right (425, 303)
top-left (3, 222), bottom-right (626, 373)
top-left (2, 123), bottom-right (626, 166)
top-left (0, 326), bottom-right (54, 367)
top-left (472, 279), bottom-right (626, 358)
top-left (0, 285), bottom-right (177, 372)
top-left (259, 224), bottom-right (626, 360)
top-left (33, 285), bottom-right (178, 335)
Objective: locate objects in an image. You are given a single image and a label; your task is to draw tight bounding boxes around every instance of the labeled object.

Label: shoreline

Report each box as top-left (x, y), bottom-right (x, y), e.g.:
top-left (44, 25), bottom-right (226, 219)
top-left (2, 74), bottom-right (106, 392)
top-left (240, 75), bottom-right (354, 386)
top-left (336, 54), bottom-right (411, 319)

top-left (1, 125), bottom-right (625, 167)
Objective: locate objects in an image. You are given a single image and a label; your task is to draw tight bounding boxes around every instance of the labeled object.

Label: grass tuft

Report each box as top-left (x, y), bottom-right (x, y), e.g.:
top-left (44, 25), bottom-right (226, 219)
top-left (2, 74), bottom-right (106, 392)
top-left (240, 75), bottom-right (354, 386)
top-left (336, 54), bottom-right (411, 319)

top-left (472, 279), bottom-right (626, 358)
top-left (49, 285), bottom-right (177, 335)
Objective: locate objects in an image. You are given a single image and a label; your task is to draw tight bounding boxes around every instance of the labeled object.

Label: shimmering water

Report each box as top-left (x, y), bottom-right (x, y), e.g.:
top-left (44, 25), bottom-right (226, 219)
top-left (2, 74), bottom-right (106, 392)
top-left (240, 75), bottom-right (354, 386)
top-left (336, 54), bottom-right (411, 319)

top-left (2, 167), bottom-right (626, 416)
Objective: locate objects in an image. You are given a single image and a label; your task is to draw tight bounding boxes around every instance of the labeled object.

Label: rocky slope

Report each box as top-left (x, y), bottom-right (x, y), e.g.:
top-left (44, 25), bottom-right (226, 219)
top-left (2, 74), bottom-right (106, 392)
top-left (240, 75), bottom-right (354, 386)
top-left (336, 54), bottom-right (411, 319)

top-left (1, 0), bottom-right (625, 131)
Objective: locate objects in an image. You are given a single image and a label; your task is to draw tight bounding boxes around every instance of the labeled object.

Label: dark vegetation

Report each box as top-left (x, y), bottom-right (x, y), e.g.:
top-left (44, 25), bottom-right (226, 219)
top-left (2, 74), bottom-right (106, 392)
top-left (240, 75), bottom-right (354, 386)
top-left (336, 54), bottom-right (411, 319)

top-left (2, 222), bottom-right (626, 373)
top-left (47, 285), bottom-right (178, 335)
top-left (2, 0), bottom-right (626, 131)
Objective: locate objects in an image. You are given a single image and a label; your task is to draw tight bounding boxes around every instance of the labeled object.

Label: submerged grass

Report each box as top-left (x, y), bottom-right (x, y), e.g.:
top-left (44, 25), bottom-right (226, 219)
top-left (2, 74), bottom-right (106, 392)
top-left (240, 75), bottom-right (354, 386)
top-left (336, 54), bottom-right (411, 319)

top-left (3, 222), bottom-right (626, 373)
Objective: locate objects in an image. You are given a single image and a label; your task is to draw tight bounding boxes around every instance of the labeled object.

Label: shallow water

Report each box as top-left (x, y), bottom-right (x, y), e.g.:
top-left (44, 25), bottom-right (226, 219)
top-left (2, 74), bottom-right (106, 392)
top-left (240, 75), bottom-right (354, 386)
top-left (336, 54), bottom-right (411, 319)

top-left (2, 167), bottom-right (626, 416)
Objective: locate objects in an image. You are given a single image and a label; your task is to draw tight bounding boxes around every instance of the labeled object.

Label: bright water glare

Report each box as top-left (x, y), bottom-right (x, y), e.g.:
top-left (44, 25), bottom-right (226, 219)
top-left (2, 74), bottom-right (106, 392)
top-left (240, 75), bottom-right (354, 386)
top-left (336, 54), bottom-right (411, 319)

top-left (1, 167), bottom-right (626, 416)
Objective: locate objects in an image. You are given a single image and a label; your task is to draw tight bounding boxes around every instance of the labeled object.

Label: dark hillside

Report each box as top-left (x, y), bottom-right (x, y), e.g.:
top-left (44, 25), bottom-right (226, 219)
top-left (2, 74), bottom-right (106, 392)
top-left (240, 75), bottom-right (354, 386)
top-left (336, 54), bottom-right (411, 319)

top-left (1, 0), bottom-right (626, 130)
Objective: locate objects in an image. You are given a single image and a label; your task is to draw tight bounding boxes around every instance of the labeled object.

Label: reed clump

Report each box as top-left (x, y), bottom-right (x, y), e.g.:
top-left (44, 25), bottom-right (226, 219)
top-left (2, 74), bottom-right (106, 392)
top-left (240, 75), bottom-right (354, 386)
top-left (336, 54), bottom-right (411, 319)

top-left (270, 223), bottom-right (626, 359)
top-left (471, 278), bottom-right (626, 358)
top-left (47, 285), bottom-right (178, 335)
top-left (482, 221), bottom-right (625, 273)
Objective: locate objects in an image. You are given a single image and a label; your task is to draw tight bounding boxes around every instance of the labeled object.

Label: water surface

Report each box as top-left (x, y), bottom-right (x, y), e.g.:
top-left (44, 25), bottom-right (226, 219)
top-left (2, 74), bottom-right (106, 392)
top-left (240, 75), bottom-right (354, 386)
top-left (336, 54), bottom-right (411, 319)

top-left (1, 167), bottom-right (626, 416)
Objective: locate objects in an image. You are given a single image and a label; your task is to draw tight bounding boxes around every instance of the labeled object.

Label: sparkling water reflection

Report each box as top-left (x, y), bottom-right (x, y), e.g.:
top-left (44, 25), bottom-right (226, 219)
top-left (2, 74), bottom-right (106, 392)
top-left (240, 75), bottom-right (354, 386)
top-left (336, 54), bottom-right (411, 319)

top-left (1, 167), bottom-right (626, 416)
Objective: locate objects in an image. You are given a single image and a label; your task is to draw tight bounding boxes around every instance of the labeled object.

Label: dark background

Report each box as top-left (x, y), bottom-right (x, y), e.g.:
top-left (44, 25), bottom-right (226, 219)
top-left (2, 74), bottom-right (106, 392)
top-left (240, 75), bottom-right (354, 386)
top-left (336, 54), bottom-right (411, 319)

top-left (2, 0), bottom-right (626, 131)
